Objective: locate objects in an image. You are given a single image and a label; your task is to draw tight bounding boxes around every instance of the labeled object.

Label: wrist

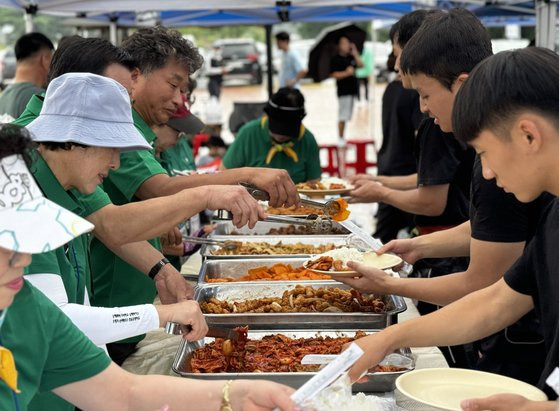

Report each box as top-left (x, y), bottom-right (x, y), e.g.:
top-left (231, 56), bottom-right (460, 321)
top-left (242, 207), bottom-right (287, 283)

top-left (155, 304), bottom-right (171, 326)
top-left (149, 257), bottom-right (171, 280)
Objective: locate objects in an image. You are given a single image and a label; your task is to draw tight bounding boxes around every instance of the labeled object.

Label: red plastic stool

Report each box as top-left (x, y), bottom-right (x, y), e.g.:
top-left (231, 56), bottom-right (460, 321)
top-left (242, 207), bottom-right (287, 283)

top-left (192, 133), bottom-right (210, 158)
top-left (318, 144), bottom-right (341, 177)
top-left (344, 139), bottom-right (377, 175)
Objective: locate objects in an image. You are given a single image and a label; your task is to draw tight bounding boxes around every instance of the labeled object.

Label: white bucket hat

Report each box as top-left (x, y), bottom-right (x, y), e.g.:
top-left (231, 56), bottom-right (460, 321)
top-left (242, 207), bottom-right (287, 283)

top-left (0, 154), bottom-right (94, 253)
top-left (26, 72), bottom-right (151, 152)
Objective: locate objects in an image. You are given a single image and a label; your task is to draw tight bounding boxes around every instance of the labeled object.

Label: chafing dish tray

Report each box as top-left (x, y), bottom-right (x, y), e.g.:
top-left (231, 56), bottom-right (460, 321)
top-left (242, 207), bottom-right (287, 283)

top-left (194, 281), bottom-right (406, 329)
top-left (200, 235), bottom-right (348, 259)
top-left (172, 329), bottom-right (414, 392)
top-left (210, 220), bottom-right (350, 236)
top-left (198, 257), bottom-right (330, 285)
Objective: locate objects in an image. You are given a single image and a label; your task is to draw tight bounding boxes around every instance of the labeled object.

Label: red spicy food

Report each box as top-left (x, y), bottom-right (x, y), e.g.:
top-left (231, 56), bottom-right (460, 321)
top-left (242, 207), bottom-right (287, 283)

top-left (190, 330), bottom-right (407, 374)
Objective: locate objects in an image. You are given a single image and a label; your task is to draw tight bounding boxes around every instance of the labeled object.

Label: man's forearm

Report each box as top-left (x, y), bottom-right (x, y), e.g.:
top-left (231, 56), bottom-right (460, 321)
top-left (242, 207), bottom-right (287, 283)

top-left (381, 185), bottom-right (447, 216)
top-left (89, 186), bottom-right (208, 246)
top-left (110, 241), bottom-right (165, 274)
top-left (377, 174), bottom-right (417, 190)
top-left (139, 168), bottom-right (252, 198)
top-left (411, 222), bottom-right (471, 259)
top-left (383, 279), bottom-right (533, 352)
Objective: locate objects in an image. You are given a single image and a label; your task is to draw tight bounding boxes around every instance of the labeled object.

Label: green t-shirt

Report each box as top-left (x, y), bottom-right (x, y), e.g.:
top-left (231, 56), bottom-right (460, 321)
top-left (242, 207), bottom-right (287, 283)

top-left (14, 94), bottom-right (112, 217)
top-left (159, 138), bottom-right (197, 175)
top-left (157, 137), bottom-right (197, 270)
top-left (0, 282), bottom-right (111, 411)
top-left (222, 117), bottom-right (322, 184)
top-left (24, 151), bottom-right (92, 305)
top-left (0, 82), bottom-right (44, 119)
top-left (90, 110), bottom-right (167, 343)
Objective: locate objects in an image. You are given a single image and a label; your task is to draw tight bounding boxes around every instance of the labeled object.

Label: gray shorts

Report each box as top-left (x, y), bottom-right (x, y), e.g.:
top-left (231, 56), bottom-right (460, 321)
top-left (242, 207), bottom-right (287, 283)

top-left (338, 95), bottom-right (355, 122)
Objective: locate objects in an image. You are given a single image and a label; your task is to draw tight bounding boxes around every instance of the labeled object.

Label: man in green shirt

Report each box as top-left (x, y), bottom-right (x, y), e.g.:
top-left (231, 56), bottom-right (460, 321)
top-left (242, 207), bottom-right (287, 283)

top-left (87, 27), bottom-right (300, 363)
top-left (0, 123), bottom-right (297, 411)
top-left (222, 87), bottom-right (322, 184)
top-left (0, 33), bottom-right (53, 119)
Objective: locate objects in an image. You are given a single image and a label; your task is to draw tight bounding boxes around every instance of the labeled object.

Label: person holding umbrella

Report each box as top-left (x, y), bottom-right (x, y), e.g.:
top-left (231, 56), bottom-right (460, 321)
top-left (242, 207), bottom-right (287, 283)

top-left (329, 35), bottom-right (363, 145)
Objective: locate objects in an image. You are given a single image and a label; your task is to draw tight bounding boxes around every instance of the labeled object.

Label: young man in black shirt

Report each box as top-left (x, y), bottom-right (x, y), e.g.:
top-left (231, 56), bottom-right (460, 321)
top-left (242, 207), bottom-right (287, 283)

top-left (339, 8), bottom-right (550, 385)
top-left (329, 35), bottom-right (362, 144)
top-left (366, 13), bottom-right (425, 243)
top-left (340, 38), bottom-right (559, 411)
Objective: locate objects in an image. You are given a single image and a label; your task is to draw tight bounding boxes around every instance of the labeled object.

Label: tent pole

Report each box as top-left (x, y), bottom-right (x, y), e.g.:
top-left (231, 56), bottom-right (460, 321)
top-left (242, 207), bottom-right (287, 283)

top-left (265, 24), bottom-right (273, 99)
top-left (536, 0), bottom-right (557, 50)
top-left (109, 21), bottom-right (118, 45)
top-left (23, 5), bottom-right (38, 33)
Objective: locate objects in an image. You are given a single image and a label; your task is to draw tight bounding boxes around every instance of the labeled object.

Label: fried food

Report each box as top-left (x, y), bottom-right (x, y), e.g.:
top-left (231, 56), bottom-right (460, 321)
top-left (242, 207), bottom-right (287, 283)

top-left (306, 256), bottom-right (353, 272)
top-left (200, 285), bottom-right (387, 314)
top-left (205, 263), bottom-right (331, 282)
top-left (190, 330), bottom-right (406, 374)
top-left (210, 241), bottom-right (336, 256)
top-left (265, 224), bottom-right (348, 235)
top-left (266, 204), bottom-right (324, 216)
top-left (296, 181), bottom-right (348, 190)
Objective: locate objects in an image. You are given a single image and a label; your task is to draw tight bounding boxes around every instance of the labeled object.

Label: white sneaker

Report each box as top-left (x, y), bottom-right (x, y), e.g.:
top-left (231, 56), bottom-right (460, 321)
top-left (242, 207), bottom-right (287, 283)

top-left (337, 138), bottom-right (346, 148)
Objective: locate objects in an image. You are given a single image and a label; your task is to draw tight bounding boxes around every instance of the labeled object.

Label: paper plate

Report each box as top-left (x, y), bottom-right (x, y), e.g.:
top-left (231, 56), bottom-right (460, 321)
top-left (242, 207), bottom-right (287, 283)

top-left (297, 187), bottom-right (353, 197)
top-left (304, 251), bottom-right (402, 276)
top-left (396, 368), bottom-right (548, 411)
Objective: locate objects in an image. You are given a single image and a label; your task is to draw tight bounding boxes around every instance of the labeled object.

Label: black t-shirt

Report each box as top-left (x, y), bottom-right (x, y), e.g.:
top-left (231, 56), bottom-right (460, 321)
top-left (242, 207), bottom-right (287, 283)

top-left (504, 198), bottom-right (559, 398)
top-left (329, 54), bottom-right (359, 97)
top-left (377, 80), bottom-right (423, 176)
top-left (470, 155), bottom-right (554, 242)
top-left (414, 118), bottom-right (475, 227)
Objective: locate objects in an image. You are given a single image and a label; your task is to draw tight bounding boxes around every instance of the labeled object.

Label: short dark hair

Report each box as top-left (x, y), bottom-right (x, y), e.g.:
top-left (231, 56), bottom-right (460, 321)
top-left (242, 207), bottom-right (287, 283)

top-left (0, 124), bottom-right (35, 167)
top-left (390, 10), bottom-right (437, 48)
top-left (47, 36), bottom-right (135, 85)
top-left (400, 8), bottom-right (492, 90)
top-left (14, 32), bottom-right (54, 61)
top-left (453, 47), bottom-right (559, 143)
top-left (121, 26), bottom-right (203, 75)
top-left (275, 31), bottom-right (290, 42)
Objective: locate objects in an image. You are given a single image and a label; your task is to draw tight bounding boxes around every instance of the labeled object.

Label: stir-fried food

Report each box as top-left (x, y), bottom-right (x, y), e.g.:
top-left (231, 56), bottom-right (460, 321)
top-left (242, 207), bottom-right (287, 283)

top-left (306, 256), bottom-right (353, 272)
top-left (266, 204), bottom-right (324, 215)
top-left (331, 198), bottom-right (351, 222)
top-left (200, 285), bottom-right (387, 314)
top-left (264, 225), bottom-right (348, 235)
top-left (210, 241), bottom-right (336, 256)
top-left (206, 263), bottom-right (331, 282)
top-left (190, 330), bottom-right (406, 374)
top-left (296, 181), bottom-right (347, 190)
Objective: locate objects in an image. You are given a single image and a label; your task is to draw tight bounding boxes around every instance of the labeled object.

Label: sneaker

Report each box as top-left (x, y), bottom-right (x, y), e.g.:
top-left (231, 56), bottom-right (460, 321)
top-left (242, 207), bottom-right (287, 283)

top-left (337, 138), bottom-right (346, 148)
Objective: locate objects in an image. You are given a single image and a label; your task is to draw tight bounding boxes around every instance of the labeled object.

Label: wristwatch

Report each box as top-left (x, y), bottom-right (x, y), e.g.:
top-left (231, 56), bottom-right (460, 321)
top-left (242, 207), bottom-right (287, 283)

top-left (148, 257), bottom-right (170, 279)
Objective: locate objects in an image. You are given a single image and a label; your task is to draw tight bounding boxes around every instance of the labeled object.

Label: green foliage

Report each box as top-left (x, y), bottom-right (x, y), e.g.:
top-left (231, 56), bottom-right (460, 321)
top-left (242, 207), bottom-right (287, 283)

top-left (178, 26), bottom-right (266, 48)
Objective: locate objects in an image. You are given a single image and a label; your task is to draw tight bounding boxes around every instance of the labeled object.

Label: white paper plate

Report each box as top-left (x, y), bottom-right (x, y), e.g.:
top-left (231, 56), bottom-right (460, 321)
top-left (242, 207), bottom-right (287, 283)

top-left (396, 368), bottom-right (547, 411)
top-left (304, 251), bottom-right (402, 276)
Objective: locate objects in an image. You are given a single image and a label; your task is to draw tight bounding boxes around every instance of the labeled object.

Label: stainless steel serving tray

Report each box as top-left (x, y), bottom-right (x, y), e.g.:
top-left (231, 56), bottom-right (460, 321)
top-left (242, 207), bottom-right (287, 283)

top-left (195, 281), bottom-right (406, 329)
top-left (200, 235), bottom-right (348, 259)
top-left (172, 329), bottom-right (414, 392)
top-left (198, 257), bottom-right (328, 285)
top-left (209, 220), bottom-right (350, 236)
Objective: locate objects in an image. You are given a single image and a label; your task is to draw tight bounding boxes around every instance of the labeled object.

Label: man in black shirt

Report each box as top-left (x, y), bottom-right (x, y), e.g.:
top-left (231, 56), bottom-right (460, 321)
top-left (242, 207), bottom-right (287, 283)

top-left (329, 36), bottom-right (362, 143)
top-left (340, 40), bottom-right (559, 411)
top-left (339, 9), bottom-right (550, 385)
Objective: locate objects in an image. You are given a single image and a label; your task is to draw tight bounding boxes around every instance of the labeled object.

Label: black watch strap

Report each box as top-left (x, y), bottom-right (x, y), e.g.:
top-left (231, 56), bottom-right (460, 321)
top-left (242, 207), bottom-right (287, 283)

top-left (148, 257), bottom-right (170, 279)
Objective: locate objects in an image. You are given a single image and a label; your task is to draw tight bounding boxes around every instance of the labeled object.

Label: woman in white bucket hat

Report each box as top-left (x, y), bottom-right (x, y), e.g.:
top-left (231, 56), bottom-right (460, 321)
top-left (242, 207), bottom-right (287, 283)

top-left (22, 74), bottom-right (211, 410)
top-left (0, 124), bottom-right (296, 411)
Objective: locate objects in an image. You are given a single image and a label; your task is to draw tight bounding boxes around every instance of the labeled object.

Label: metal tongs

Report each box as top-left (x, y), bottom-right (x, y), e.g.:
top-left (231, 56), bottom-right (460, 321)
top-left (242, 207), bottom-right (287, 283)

top-left (182, 236), bottom-right (240, 251)
top-left (240, 182), bottom-right (342, 217)
top-left (239, 182), bottom-right (336, 233)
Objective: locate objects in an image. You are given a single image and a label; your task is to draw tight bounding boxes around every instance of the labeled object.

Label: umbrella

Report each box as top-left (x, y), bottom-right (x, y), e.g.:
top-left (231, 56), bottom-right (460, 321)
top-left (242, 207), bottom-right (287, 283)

top-left (308, 22), bottom-right (367, 82)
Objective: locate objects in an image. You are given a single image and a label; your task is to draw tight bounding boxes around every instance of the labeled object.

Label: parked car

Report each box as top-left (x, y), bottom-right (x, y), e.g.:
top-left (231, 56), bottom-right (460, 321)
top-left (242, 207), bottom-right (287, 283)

top-left (214, 39), bottom-right (263, 85)
top-left (0, 48), bottom-right (16, 84)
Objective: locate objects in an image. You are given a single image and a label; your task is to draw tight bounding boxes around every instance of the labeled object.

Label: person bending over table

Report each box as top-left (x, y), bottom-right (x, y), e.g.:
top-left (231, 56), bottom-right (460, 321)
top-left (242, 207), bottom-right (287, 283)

top-left (0, 125), bottom-right (296, 411)
top-left (344, 45), bottom-right (559, 411)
